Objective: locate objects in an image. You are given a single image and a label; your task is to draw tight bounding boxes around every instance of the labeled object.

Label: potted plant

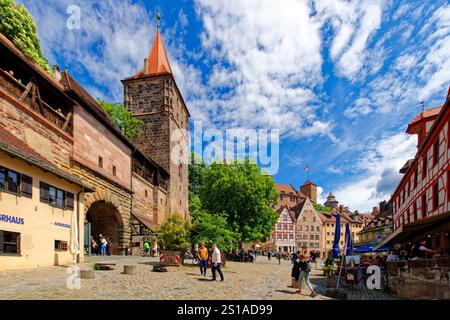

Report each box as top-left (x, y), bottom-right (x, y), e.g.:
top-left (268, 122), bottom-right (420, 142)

top-left (323, 254), bottom-right (336, 288)
top-left (322, 265), bottom-right (334, 277)
top-left (157, 214), bottom-right (191, 267)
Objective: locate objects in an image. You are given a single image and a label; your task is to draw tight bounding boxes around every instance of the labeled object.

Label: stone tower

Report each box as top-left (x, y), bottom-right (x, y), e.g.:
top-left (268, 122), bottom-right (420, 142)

top-left (122, 29), bottom-right (190, 220)
top-left (300, 180), bottom-right (317, 203)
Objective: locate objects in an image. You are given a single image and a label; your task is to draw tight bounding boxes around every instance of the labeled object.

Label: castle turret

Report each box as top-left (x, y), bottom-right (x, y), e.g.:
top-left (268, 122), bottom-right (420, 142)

top-left (121, 23), bottom-right (190, 220)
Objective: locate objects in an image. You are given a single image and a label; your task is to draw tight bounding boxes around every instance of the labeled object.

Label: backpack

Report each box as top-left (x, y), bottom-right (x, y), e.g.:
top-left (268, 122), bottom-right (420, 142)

top-left (300, 261), bottom-right (312, 273)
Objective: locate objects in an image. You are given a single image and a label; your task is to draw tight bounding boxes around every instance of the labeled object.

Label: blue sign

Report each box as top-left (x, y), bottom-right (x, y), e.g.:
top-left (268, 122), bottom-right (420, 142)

top-left (0, 214), bottom-right (24, 225)
top-left (55, 222), bottom-right (71, 228)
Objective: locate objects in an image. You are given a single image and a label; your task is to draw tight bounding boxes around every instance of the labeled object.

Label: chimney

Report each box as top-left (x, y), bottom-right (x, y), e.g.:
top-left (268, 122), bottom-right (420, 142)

top-left (144, 58), bottom-right (149, 75)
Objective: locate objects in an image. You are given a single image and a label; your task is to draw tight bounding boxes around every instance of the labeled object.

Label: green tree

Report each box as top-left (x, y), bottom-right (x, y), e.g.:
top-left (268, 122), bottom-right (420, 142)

top-left (0, 0), bottom-right (53, 74)
top-left (191, 208), bottom-right (239, 251)
top-left (313, 203), bottom-right (332, 212)
top-left (97, 100), bottom-right (143, 139)
top-left (188, 152), bottom-right (206, 200)
top-left (156, 214), bottom-right (191, 251)
top-left (199, 160), bottom-right (279, 244)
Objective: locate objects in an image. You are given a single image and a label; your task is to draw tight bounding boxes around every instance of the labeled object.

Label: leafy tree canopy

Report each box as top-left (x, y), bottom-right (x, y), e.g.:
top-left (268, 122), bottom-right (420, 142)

top-left (0, 0), bottom-right (53, 74)
top-left (199, 160), bottom-right (279, 244)
top-left (191, 208), bottom-right (239, 251)
top-left (97, 100), bottom-right (143, 139)
top-left (313, 203), bottom-right (332, 212)
top-left (156, 214), bottom-right (191, 251)
top-left (188, 152), bottom-right (206, 200)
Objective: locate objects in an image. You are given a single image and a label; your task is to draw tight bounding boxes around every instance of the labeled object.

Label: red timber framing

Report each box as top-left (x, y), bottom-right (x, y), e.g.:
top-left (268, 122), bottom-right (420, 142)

top-left (392, 88), bottom-right (450, 230)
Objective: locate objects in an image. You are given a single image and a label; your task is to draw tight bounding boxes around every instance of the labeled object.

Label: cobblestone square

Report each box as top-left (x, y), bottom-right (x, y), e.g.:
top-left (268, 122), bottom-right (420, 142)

top-left (0, 256), bottom-right (397, 300)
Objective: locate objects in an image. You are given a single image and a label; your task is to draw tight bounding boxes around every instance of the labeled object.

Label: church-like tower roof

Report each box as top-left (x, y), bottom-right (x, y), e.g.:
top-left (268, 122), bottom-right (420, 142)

top-left (132, 30), bottom-right (173, 78)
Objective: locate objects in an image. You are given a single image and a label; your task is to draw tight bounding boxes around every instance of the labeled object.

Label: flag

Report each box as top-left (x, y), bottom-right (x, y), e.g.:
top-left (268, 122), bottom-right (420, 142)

top-left (332, 213), bottom-right (341, 259)
top-left (304, 166), bottom-right (309, 172)
top-left (345, 223), bottom-right (353, 256)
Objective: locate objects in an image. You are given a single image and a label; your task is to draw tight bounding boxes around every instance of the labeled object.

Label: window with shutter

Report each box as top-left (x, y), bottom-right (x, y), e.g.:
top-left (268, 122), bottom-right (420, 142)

top-left (21, 175), bottom-right (33, 198)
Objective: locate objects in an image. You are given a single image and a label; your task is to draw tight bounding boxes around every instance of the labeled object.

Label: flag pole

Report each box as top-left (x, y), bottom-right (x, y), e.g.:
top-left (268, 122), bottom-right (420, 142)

top-left (336, 234), bottom-right (347, 289)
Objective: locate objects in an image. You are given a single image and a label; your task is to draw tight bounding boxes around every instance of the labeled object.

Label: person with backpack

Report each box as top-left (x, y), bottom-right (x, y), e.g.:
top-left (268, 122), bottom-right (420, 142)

top-left (297, 254), bottom-right (317, 297)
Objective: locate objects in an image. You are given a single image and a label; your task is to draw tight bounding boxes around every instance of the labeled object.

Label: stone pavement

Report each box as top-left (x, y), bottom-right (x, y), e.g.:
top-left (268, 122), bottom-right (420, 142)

top-left (0, 256), bottom-right (398, 300)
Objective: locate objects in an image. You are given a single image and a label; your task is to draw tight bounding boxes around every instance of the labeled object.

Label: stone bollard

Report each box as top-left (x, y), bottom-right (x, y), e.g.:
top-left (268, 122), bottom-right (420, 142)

top-left (123, 265), bottom-right (137, 275)
top-left (80, 270), bottom-right (95, 279)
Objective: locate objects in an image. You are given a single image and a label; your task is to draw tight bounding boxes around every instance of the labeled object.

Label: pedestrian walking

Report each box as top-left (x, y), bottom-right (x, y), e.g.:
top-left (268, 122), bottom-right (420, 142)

top-left (211, 243), bottom-right (224, 281)
top-left (100, 236), bottom-right (107, 256)
top-left (143, 241), bottom-right (150, 255)
top-left (297, 254), bottom-right (317, 297)
top-left (291, 251), bottom-right (299, 265)
top-left (198, 242), bottom-right (209, 276)
top-left (277, 249), bottom-right (282, 265)
top-left (268, 250), bottom-right (272, 261)
top-left (291, 254), bottom-right (300, 288)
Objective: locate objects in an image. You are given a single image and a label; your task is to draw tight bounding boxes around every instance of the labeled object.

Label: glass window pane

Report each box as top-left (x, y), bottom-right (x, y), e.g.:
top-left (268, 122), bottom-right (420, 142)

top-left (56, 189), bottom-right (64, 208)
top-left (7, 170), bottom-right (19, 193)
top-left (49, 187), bottom-right (57, 205)
top-left (0, 167), bottom-right (5, 190)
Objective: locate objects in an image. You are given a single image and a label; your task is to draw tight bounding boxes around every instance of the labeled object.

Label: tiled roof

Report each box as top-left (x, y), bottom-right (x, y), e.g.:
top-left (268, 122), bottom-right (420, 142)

top-left (408, 105), bottom-right (442, 126)
top-left (275, 183), bottom-right (298, 195)
top-left (317, 208), bottom-right (372, 225)
top-left (133, 212), bottom-right (158, 232)
top-left (0, 126), bottom-right (93, 191)
top-left (302, 180), bottom-right (316, 186)
top-left (275, 183), bottom-right (308, 198)
top-left (132, 31), bottom-right (172, 78)
top-left (289, 200), bottom-right (306, 220)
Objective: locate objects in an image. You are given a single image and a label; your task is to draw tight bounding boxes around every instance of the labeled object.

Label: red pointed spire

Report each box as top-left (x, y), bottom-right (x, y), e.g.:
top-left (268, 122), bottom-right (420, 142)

top-left (133, 30), bottom-right (172, 78)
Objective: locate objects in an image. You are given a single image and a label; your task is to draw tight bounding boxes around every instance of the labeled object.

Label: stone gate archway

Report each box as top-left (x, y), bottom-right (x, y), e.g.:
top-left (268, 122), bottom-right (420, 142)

top-left (86, 200), bottom-right (124, 255)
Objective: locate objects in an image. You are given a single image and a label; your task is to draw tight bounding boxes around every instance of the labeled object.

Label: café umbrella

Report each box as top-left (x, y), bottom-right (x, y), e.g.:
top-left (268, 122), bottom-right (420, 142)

top-left (69, 211), bottom-right (80, 262)
top-left (332, 212), bottom-right (341, 259)
top-left (344, 223), bottom-right (353, 255)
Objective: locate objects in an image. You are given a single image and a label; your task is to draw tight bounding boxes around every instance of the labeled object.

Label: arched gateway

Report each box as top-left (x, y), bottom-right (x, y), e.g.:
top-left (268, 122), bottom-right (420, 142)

top-left (84, 189), bottom-right (129, 255)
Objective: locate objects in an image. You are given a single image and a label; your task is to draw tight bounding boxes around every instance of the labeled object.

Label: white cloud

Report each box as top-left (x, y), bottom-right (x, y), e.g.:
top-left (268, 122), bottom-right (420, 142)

top-left (315, 0), bottom-right (383, 80)
top-left (343, 97), bottom-right (373, 119)
top-left (418, 4), bottom-right (450, 101)
top-left (20, 0), bottom-right (153, 101)
top-left (324, 166), bottom-right (344, 175)
top-left (316, 186), bottom-right (326, 205)
top-left (194, 0), bottom-right (328, 139)
top-left (332, 132), bottom-right (417, 211)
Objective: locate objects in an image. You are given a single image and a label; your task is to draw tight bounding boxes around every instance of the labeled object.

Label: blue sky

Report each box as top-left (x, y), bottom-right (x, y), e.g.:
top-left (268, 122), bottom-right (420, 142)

top-left (18, 0), bottom-right (450, 211)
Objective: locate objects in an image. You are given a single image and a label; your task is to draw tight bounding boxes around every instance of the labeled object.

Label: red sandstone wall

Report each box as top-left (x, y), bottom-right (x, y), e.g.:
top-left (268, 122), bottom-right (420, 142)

top-left (72, 105), bottom-right (131, 189)
top-left (132, 173), bottom-right (155, 220)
